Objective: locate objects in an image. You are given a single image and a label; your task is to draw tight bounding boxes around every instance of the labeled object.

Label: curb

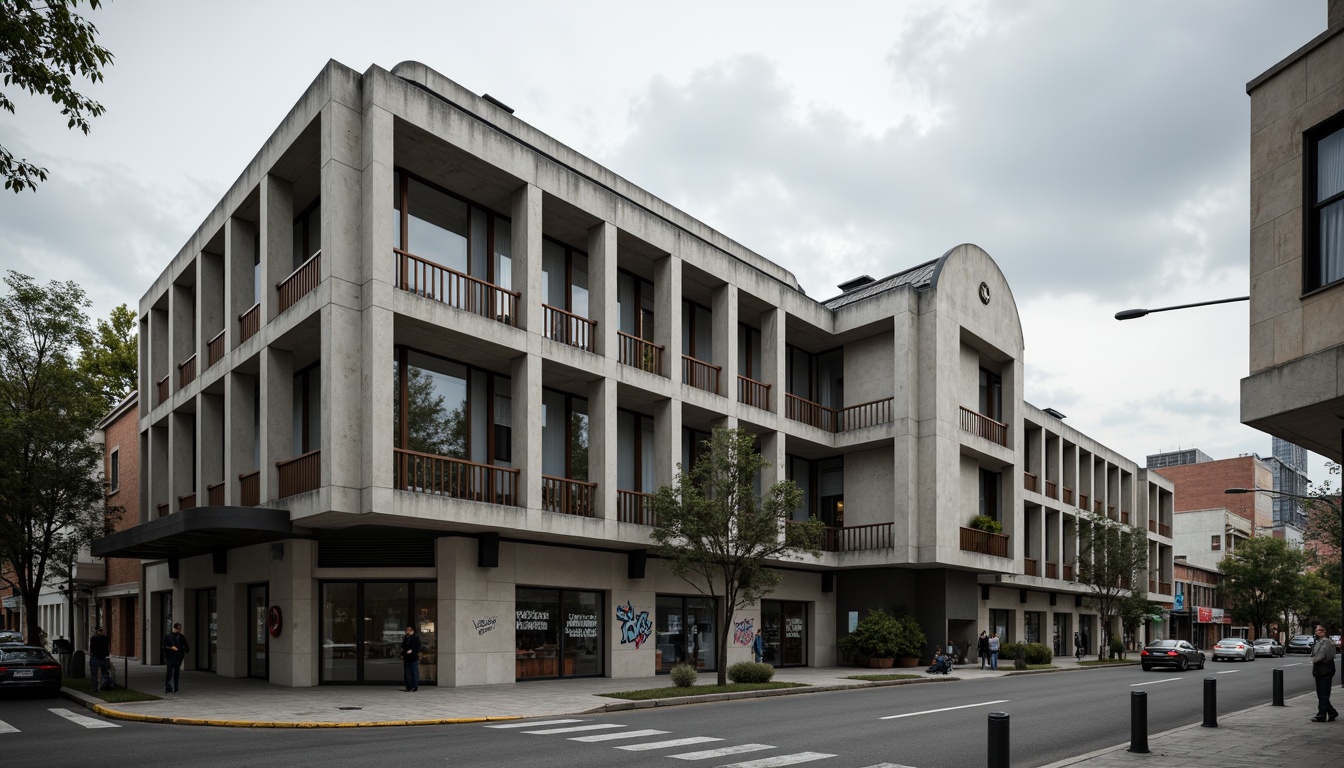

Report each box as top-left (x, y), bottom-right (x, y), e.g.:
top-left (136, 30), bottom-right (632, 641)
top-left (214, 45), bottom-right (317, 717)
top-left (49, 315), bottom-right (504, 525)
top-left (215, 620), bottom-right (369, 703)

top-left (90, 704), bottom-right (523, 728)
top-left (590, 675), bottom-right (958, 713)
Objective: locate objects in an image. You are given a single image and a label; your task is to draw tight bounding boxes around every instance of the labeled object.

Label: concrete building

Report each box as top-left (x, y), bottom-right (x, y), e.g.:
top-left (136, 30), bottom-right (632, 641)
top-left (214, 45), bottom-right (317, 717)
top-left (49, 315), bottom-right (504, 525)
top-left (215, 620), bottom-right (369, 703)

top-left (1268, 437), bottom-right (1311, 531)
top-left (1169, 558), bottom-right (1229, 648)
top-left (93, 60), bottom-right (1175, 687)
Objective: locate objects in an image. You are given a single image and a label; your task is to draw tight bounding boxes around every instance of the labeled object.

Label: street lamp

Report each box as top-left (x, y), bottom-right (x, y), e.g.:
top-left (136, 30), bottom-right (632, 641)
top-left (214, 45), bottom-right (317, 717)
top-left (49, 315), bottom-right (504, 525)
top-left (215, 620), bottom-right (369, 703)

top-left (1226, 486), bottom-right (1343, 688)
top-left (1114, 296), bottom-right (1248, 321)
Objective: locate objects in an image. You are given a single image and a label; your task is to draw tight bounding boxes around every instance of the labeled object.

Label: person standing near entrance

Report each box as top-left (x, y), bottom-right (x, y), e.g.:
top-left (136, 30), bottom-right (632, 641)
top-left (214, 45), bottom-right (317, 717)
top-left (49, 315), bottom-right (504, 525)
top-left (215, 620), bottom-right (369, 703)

top-left (978, 631), bottom-right (989, 669)
top-left (1074, 631), bottom-right (1084, 661)
top-left (1309, 624), bottom-right (1338, 722)
top-left (89, 626), bottom-right (111, 692)
top-left (401, 625), bottom-right (421, 692)
top-left (988, 632), bottom-right (1000, 670)
top-left (161, 623), bottom-right (189, 693)
top-left (752, 632), bottom-right (764, 663)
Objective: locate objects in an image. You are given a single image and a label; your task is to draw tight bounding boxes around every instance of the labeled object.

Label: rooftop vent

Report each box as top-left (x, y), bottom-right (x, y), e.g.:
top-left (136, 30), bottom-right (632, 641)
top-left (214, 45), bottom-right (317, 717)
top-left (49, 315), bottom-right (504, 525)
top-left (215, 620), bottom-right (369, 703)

top-left (836, 275), bottom-right (875, 292)
top-left (1042, 407), bottom-right (1067, 420)
top-left (481, 94), bottom-right (514, 114)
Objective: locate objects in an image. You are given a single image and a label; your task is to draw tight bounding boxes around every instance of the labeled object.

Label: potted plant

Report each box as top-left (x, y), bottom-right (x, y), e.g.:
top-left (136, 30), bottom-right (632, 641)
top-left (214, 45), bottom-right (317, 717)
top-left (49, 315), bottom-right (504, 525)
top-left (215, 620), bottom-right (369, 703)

top-left (969, 515), bottom-right (1003, 534)
top-left (839, 609), bottom-right (927, 668)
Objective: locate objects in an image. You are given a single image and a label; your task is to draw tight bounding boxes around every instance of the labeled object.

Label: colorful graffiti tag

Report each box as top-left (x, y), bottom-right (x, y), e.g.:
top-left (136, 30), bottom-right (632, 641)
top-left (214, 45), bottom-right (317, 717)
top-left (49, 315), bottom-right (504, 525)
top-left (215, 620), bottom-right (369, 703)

top-left (616, 600), bottom-right (652, 649)
top-left (733, 618), bottom-right (756, 646)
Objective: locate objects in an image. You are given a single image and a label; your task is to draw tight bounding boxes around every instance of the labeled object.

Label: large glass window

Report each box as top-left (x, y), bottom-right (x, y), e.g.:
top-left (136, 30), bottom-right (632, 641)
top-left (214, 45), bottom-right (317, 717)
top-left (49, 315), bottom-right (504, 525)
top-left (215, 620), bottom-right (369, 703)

top-left (542, 390), bottom-right (588, 480)
top-left (1309, 120), bottom-right (1344, 290)
top-left (682, 300), bottom-right (713, 361)
top-left (979, 367), bottom-right (1003, 421)
top-left (786, 346), bottom-right (843, 408)
top-left (515, 587), bottom-right (603, 679)
top-left (980, 468), bottom-right (1002, 523)
top-left (738, 324), bottom-right (762, 380)
top-left (292, 200), bottom-right (322, 270)
top-left (393, 171), bottom-right (510, 286)
top-left (655, 595), bottom-right (718, 673)
top-left (542, 240), bottom-right (589, 316)
top-left (617, 271), bottom-right (655, 339)
top-left (616, 410), bottom-right (655, 493)
top-left (761, 600), bottom-right (808, 667)
top-left (320, 581), bottom-right (436, 685)
top-left (395, 349), bottom-right (510, 465)
top-left (292, 363), bottom-right (321, 455)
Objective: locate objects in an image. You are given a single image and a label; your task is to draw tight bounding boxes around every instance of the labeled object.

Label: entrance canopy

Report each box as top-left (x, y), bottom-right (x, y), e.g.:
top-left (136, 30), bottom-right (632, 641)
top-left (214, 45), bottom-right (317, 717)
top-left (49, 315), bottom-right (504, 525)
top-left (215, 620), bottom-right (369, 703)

top-left (92, 507), bottom-right (295, 560)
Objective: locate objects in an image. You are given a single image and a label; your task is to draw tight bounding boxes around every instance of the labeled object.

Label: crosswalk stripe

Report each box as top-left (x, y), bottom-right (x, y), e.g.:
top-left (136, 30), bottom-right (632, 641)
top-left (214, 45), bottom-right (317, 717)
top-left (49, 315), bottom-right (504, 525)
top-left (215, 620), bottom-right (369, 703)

top-left (669, 743), bottom-right (776, 760)
top-left (523, 723), bottom-right (625, 735)
top-left (569, 728), bottom-right (669, 742)
top-left (0, 720), bottom-right (18, 735)
top-left (615, 736), bottom-right (724, 751)
top-left (856, 764), bottom-right (917, 768)
top-left (719, 752), bottom-right (836, 768)
top-left (486, 719), bottom-right (584, 728)
top-left (48, 708), bottom-right (120, 729)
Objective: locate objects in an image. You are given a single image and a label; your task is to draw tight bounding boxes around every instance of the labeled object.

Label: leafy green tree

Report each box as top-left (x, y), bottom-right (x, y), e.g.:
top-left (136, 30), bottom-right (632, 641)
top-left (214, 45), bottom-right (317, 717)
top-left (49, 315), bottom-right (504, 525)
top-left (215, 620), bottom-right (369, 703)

top-left (1, 0), bottom-right (115, 192)
top-left (650, 427), bottom-right (824, 685)
top-left (1290, 570), bottom-right (1339, 635)
top-left (1076, 510), bottom-right (1148, 653)
top-left (77, 302), bottom-right (136, 408)
top-left (1218, 535), bottom-right (1308, 637)
top-left (0, 272), bottom-right (114, 645)
top-left (1303, 463), bottom-right (1340, 561)
top-left (399, 365), bottom-right (466, 459)
top-left (1118, 593), bottom-right (1162, 647)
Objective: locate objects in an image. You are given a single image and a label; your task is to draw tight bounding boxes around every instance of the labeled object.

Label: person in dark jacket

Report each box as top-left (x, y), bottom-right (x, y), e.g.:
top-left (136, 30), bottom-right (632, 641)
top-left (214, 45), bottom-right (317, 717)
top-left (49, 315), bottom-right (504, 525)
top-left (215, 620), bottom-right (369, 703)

top-left (977, 631), bottom-right (990, 669)
top-left (1309, 624), bottom-right (1338, 722)
top-left (89, 626), bottom-right (112, 692)
top-left (401, 626), bottom-right (421, 692)
top-left (161, 623), bottom-right (189, 693)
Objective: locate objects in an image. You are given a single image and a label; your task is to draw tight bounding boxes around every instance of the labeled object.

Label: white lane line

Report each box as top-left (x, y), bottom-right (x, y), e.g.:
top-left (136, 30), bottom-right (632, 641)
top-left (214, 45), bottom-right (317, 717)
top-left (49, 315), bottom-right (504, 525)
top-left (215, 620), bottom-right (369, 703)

top-left (616, 736), bottom-right (724, 751)
top-left (720, 753), bottom-right (836, 768)
top-left (569, 728), bottom-right (670, 742)
top-left (669, 743), bottom-right (776, 760)
top-left (486, 718), bottom-right (584, 728)
top-left (856, 764), bottom-right (918, 768)
top-left (48, 708), bottom-right (120, 729)
top-left (522, 723), bottom-right (625, 735)
top-left (1130, 678), bottom-right (1181, 686)
top-left (1282, 662), bottom-right (1305, 667)
top-left (1215, 670), bottom-right (1241, 674)
top-left (879, 699), bottom-right (1010, 720)
top-left (0, 720), bottom-right (18, 734)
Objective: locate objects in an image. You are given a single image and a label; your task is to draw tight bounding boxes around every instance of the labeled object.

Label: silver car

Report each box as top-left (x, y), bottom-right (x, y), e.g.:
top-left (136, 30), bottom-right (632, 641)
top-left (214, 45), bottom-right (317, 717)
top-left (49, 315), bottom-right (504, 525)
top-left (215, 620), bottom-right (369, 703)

top-left (1252, 638), bottom-right (1284, 657)
top-left (1212, 637), bottom-right (1256, 662)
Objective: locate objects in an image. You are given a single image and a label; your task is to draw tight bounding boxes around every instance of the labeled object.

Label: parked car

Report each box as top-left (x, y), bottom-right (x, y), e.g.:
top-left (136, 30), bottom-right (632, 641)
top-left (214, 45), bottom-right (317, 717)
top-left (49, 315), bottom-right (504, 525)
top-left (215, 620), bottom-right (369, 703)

top-left (1287, 635), bottom-right (1315, 654)
top-left (1333, 634), bottom-right (1342, 652)
top-left (0, 630), bottom-right (24, 646)
top-left (1140, 639), bottom-right (1206, 671)
top-left (1252, 638), bottom-right (1284, 657)
top-left (1212, 637), bottom-right (1256, 662)
top-left (0, 645), bottom-right (62, 695)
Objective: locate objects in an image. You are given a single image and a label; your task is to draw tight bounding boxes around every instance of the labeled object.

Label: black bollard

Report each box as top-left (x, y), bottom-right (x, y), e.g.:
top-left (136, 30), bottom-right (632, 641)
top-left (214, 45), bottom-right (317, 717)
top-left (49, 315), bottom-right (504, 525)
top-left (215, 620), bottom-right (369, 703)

top-left (1202, 677), bottom-right (1217, 727)
top-left (1273, 668), bottom-right (1284, 706)
top-left (1129, 691), bottom-right (1150, 753)
top-left (987, 710), bottom-right (1010, 768)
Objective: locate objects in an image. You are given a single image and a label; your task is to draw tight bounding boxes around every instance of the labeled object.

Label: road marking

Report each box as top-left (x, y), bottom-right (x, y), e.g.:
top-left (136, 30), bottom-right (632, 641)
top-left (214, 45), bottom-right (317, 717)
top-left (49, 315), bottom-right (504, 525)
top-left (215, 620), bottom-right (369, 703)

top-left (856, 764), bottom-right (918, 768)
top-left (1283, 662), bottom-right (1305, 667)
top-left (1215, 669), bottom-right (1240, 674)
top-left (569, 728), bottom-right (670, 742)
top-left (669, 743), bottom-right (776, 760)
top-left (616, 737), bottom-right (724, 751)
top-left (1131, 677), bottom-right (1181, 686)
top-left (879, 699), bottom-right (1009, 720)
top-left (0, 720), bottom-right (18, 734)
top-left (522, 723), bottom-right (625, 735)
top-left (49, 708), bottom-right (120, 729)
top-left (486, 718), bottom-right (583, 728)
top-left (719, 753), bottom-right (836, 768)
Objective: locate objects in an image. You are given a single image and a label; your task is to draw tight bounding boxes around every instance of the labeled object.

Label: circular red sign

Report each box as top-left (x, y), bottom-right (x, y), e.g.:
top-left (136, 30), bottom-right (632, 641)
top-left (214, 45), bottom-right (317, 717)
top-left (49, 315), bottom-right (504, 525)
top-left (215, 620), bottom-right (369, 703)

top-left (267, 605), bottom-right (283, 638)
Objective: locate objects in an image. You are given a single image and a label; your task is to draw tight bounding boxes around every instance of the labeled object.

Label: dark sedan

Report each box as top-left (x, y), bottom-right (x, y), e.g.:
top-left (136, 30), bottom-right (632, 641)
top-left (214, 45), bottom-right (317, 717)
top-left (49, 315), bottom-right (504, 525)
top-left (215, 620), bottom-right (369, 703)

top-left (1252, 638), bottom-right (1284, 657)
top-left (0, 630), bottom-right (24, 645)
top-left (0, 645), bottom-right (62, 695)
top-left (1287, 635), bottom-right (1315, 654)
top-left (1141, 639), bottom-right (1206, 671)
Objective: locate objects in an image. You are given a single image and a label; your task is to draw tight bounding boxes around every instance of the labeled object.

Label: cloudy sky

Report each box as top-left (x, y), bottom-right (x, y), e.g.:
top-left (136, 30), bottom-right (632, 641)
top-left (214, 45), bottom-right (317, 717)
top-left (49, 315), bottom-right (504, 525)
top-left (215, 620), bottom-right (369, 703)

top-left (1, 0), bottom-right (1334, 481)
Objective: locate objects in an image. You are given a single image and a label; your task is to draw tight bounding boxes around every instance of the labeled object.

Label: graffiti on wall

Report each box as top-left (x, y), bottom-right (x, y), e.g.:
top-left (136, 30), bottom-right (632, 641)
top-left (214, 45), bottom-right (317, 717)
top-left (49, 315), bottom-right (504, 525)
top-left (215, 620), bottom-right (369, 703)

top-left (616, 601), bottom-right (652, 649)
top-left (471, 616), bottom-right (497, 636)
top-left (733, 618), bottom-right (756, 646)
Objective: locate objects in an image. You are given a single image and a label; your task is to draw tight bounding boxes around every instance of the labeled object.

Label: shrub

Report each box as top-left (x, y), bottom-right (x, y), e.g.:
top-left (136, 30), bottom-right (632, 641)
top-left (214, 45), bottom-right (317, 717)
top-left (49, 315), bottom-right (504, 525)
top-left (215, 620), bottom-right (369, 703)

top-left (1024, 642), bottom-right (1053, 664)
top-left (969, 515), bottom-right (1003, 534)
top-left (669, 663), bottom-right (697, 688)
top-left (1110, 636), bottom-right (1126, 658)
top-left (727, 661), bottom-right (775, 684)
top-left (838, 609), bottom-right (928, 660)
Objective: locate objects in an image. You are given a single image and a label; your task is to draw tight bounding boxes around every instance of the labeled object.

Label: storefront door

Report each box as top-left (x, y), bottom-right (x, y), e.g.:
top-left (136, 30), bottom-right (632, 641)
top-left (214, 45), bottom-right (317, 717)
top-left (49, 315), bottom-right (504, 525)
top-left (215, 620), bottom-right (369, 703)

top-left (248, 584), bottom-right (268, 679)
top-left (319, 581), bottom-right (437, 684)
top-left (194, 588), bottom-right (217, 672)
top-left (761, 601), bottom-right (807, 667)
top-left (514, 587), bottom-right (602, 680)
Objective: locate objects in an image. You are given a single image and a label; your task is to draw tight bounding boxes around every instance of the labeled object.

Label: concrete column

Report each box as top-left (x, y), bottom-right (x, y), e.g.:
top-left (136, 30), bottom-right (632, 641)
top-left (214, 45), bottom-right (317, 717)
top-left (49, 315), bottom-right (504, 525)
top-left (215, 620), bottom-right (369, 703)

top-left (761, 429), bottom-right (786, 490)
top-left (362, 102), bottom-right (395, 287)
top-left (362, 307), bottom-right (395, 495)
top-left (225, 216), bottom-right (257, 351)
top-left (588, 377), bottom-right (617, 520)
top-left (512, 353), bottom-right (543, 510)
top-left (321, 99), bottom-right (362, 286)
top-left (655, 255), bottom-right (682, 383)
top-left (654, 398), bottom-right (682, 488)
top-left (512, 184), bottom-right (543, 334)
top-left (260, 346), bottom-right (295, 503)
top-left (149, 308), bottom-right (168, 405)
top-left (149, 424), bottom-right (168, 517)
top-left (712, 283), bottom-right (737, 399)
top-left (762, 307), bottom-right (786, 416)
top-left (170, 411), bottom-right (194, 510)
top-left (322, 303), bottom-right (362, 511)
top-left (261, 174), bottom-right (294, 323)
top-left (223, 371), bottom-right (257, 505)
top-left (587, 222), bottom-right (617, 359)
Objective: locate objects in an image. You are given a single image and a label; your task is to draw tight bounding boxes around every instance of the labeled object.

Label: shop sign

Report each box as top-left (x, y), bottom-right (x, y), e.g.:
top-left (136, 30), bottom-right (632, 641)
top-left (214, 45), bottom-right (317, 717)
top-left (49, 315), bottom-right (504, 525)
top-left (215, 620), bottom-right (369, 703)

top-left (565, 612), bottom-right (598, 639)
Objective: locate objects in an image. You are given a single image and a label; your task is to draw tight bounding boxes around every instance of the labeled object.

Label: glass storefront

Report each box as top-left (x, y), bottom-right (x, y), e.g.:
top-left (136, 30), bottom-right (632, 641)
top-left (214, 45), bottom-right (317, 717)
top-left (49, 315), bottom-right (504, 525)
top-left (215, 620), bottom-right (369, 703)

top-left (320, 581), bottom-right (437, 685)
top-left (515, 587), bottom-right (603, 679)
top-left (655, 595), bottom-right (717, 673)
top-left (194, 588), bottom-right (217, 672)
top-left (248, 584), bottom-right (268, 679)
top-left (761, 601), bottom-right (808, 667)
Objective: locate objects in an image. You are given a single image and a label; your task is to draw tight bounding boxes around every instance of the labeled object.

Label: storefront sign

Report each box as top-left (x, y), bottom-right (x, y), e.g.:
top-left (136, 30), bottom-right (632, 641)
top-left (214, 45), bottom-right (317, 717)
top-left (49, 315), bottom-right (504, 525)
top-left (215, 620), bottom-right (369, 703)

top-left (516, 609), bottom-right (550, 631)
top-left (565, 613), bottom-right (598, 639)
top-left (786, 617), bottom-right (803, 639)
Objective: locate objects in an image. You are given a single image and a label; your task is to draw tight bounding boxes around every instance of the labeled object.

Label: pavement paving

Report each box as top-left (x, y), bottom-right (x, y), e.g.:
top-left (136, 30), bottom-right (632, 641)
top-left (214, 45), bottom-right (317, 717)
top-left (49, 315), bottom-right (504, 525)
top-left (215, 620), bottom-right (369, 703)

top-left (61, 655), bottom-right (1342, 767)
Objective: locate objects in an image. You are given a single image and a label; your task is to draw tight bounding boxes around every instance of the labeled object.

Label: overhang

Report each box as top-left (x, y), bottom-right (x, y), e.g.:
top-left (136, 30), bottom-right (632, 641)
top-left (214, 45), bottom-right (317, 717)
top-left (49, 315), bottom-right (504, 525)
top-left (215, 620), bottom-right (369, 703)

top-left (92, 507), bottom-right (296, 560)
top-left (1240, 344), bottom-right (1344, 464)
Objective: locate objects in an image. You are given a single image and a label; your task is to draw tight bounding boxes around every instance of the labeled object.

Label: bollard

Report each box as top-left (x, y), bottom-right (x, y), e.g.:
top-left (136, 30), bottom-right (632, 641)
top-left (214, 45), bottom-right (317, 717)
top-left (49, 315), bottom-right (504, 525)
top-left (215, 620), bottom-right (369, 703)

top-left (1272, 668), bottom-right (1284, 706)
top-left (1128, 690), bottom-right (1150, 753)
top-left (987, 711), bottom-right (1010, 768)
top-left (1202, 677), bottom-right (1217, 727)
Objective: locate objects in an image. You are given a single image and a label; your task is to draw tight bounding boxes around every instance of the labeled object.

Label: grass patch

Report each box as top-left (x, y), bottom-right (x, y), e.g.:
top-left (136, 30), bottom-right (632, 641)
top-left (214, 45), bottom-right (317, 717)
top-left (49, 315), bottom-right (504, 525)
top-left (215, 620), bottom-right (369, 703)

top-left (601, 682), bottom-right (807, 701)
top-left (1024, 664), bottom-right (1056, 670)
top-left (62, 675), bottom-right (161, 704)
top-left (845, 673), bottom-right (923, 681)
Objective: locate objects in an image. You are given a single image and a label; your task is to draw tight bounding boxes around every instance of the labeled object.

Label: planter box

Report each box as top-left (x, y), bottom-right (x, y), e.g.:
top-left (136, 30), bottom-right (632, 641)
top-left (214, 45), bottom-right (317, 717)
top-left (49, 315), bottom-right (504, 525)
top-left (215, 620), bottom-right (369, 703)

top-left (896, 656), bottom-right (920, 668)
top-left (869, 657), bottom-right (895, 669)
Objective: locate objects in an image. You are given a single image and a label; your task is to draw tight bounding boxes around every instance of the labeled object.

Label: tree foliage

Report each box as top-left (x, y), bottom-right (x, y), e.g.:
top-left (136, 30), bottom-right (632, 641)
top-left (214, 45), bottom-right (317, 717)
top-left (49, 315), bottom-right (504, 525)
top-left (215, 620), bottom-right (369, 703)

top-left (0, 272), bottom-right (116, 644)
top-left (1218, 535), bottom-right (1308, 637)
top-left (77, 302), bottom-right (136, 408)
top-left (649, 427), bottom-right (824, 685)
top-left (1303, 462), bottom-right (1340, 559)
top-left (0, 0), bottom-right (114, 192)
top-left (1290, 569), bottom-right (1339, 635)
top-left (1075, 510), bottom-right (1148, 648)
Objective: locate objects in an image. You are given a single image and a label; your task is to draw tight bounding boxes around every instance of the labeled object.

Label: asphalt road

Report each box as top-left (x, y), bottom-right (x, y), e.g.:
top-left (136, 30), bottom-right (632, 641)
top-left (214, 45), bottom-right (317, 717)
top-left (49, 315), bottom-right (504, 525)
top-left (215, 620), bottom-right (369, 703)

top-left (0, 657), bottom-right (1322, 768)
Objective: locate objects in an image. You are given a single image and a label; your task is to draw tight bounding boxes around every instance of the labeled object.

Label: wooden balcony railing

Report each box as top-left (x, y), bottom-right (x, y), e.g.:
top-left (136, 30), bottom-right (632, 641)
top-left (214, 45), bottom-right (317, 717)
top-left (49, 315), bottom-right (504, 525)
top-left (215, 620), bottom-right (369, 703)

top-left (959, 526), bottom-right (1010, 558)
top-left (238, 470), bottom-right (260, 507)
top-left (795, 522), bottom-right (894, 552)
top-left (1079, 493), bottom-right (1090, 510)
top-left (738, 375), bottom-right (771, 411)
top-left (617, 331), bottom-right (664, 375)
top-left (393, 448), bottom-right (519, 506)
top-left (156, 374), bottom-right (169, 405)
top-left (542, 304), bottom-right (596, 351)
top-left (239, 302), bottom-right (261, 342)
top-left (839, 398), bottom-right (893, 431)
top-left (1046, 561), bottom-right (1058, 579)
top-left (206, 330), bottom-right (226, 368)
top-left (1149, 579), bottom-right (1157, 593)
top-left (1023, 471), bottom-right (1039, 493)
top-left (1120, 510), bottom-right (1130, 525)
top-left (178, 354), bottom-right (197, 388)
top-left (1062, 487), bottom-right (1074, 504)
top-left (1045, 479), bottom-right (1058, 499)
top-left (786, 393), bottom-right (836, 432)
top-left (206, 481), bottom-right (225, 506)
top-left (276, 450), bottom-right (321, 498)
top-left (1095, 501), bottom-right (1104, 514)
top-left (277, 250), bottom-right (321, 313)
top-left (542, 475), bottom-right (598, 517)
top-left (617, 490), bottom-right (655, 525)
top-left (1063, 563), bottom-right (1074, 581)
top-left (1159, 523), bottom-right (1171, 537)
top-left (177, 493), bottom-right (196, 511)
top-left (156, 502), bottom-right (169, 518)
top-left (1024, 557), bottom-right (1039, 576)
top-left (958, 406), bottom-right (1008, 446)
top-left (1148, 519), bottom-right (1157, 533)
top-left (1159, 581), bottom-right (1172, 594)
top-left (682, 355), bottom-right (721, 395)
top-left (394, 249), bottom-right (519, 326)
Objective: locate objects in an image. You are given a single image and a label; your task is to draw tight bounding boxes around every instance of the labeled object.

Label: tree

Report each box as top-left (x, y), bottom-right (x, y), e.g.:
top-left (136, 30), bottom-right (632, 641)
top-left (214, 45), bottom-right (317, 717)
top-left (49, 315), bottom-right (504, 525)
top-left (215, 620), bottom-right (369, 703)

top-left (1076, 510), bottom-right (1148, 653)
top-left (649, 427), bottom-right (824, 685)
top-left (1219, 535), bottom-right (1308, 637)
top-left (0, 271), bottom-right (113, 645)
top-left (1, 0), bottom-right (114, 192)
top-left (77, 302), bottom-right (136, 408)
top-left (1291, 570), bottom-right (1339, 635)
top-left (1118, 592), bottom-right (1162, 647)
top-left (1303, 462), bottom-right (1340, 560)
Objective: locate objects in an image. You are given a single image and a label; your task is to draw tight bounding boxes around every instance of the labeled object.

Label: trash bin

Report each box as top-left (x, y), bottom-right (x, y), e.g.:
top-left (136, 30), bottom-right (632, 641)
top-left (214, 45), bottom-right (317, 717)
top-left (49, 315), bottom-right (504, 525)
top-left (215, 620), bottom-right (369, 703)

top-left (70, 649), bottom-right (86, 678)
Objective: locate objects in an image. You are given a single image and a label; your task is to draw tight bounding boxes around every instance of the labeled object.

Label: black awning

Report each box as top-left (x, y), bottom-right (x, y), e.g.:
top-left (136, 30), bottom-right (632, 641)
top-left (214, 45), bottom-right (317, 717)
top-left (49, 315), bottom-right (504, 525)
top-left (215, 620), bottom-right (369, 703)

top-left (92, 506), bottom-right (295, 560)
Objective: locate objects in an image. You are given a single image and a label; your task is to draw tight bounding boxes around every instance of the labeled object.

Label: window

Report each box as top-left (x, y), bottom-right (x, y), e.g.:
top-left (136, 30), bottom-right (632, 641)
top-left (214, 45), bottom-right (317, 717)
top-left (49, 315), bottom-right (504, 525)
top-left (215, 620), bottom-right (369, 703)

top-left (394, 348), bottom-right (511, 465)
top-left (108, 448), bottom-right (120, 494)
top-left (979, 367), bottom-right (1003, 421)
top-left (542, 390), bottom-right (588, 480)
top-left (1210, 535), bottom-right (1221, 551)
top-left (1307, 119), bottom-right (1344, 290)
top-left (979, 468), bottom-right (1002, 522)
top-left (682, 300), bottom-right (713, 361)
top-left (392, 171), bottom-right (511, 287)
top-left (292, 363), bottom-right (321, 455)
top-left (292, 199), bottom-right (321, 270)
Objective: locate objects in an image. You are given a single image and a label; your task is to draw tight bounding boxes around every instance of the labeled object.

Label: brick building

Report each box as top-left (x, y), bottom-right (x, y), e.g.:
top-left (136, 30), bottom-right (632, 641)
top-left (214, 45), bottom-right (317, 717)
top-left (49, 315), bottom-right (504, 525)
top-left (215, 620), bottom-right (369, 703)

top-left (96, 392), bottom-right (142, 659)
top-left (1153, 454), bottom-right (1274, 529)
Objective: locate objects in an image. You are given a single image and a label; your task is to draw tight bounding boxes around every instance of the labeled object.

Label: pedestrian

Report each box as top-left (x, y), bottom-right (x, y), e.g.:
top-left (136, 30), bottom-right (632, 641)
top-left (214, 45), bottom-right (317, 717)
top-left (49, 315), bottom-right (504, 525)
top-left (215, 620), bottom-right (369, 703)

top-left (89, 626), bottom-right (111, 692)
top-left (161, 622), bottom-right (189, 693)
top-left (1081, 629), bottom-right (1090, 660)
top-left (752, 632), bottom-right (764, 663)
top-left (978, 630), bottom-right (989, 669)
top-left (1074, 631), bottom-right (1083, 661)
top-left (988, 632), bottom-right (1000, 670)
top-left (401, 625), bottom-right (421, 691)
top-left (1309, 623), bottom-right (1338, 722)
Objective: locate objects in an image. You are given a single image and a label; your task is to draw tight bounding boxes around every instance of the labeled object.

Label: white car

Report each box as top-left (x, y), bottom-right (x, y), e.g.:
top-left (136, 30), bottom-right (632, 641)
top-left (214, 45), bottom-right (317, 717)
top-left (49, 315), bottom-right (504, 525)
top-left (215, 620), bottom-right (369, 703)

top-left (1212, 637), bottom-right (1256, 662)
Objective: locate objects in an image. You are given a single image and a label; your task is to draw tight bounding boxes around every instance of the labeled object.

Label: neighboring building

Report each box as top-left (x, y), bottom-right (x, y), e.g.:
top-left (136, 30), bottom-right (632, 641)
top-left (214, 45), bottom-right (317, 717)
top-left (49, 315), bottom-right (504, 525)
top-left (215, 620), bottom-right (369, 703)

top-left (1170, 508), bottom-right (1253, 570)
top-left (1268, 437), bottom-right (1310, 530)
top-left (1169, 558), bottom-right (1228, 648)
top-left (1153, 454), bottom-right (1274, 531)
top-left (93, 61), bottom-right (1176, 687)
top-left (1146, 448), bottom-right (1213, 469)
top-left (95, 391), bottom-right (142, 659)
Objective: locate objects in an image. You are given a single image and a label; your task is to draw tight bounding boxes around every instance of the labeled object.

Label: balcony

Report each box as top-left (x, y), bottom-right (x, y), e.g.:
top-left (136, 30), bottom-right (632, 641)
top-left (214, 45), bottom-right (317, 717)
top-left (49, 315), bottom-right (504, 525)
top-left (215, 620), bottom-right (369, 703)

top-left (958, 406), bottom-right (1007, 446)
top-left (959, 526), bottom-right (1010, 558)
top-left (394, 448), bottom-right (518, 506)
top-left (395, 249), bottom-right (518, 326)
top-left (1160, 581), bottom-right (1171, 594)
top-left (542, 304), bottom-right (596, 351)
top-left (1023, 471), bottom-right (1038, 493)
top-left (1062, 487), bottom-right (1074, 504)
top-left (1159, 523), bottom-right (1171, 537)
top-left (786, 394), bottom-right (894, 433)
top-left (177, 493), bottom-right (196, 512)
top-left (1024, 557), bottom-right (1038, 576)
top-left (1120, 509), bottom-right (1130, 525)
top-left (738, 375), bottom-right (771, 411)
top-left (206, 481), bottom-right (225, 506)
top-left (617, 331), bottom-right (664, 376)
top-left (277, 450), bottom-right (321, 498)
top-left (682, 355), bottom-right (721, 395)
top-left (1045, 479), bottom-right (1057, 499)
top-left (277, 250), bottom-right (321, 313)
top-left (542, 475), bottom-right (597, 517)
top-left (207, 330), bottom-right (226, 368)
top-left (617, 490), bottom-right (655, 525)
top-left (156, 374), bottom-right (169, 405)
top-left (1046, 561), bottom-right (1058, 579)
top-left (178, 354), bottom-right (196, 388)
top-left (1079, 493), bottom-right (1090, 510)
top-left (795, 522), bottom-right (893, 552)
top-left (238, 470), bottom-right (260, 507)
top-left (238, 302), bottom-right (261, 342)
top-left (1148, 519), bottom-right (1157, 533)
top-left (1149, 579), bottom-right (1157, 593)
top-left (156, 502), bottom-right (169, 517)
top-left (1064, 563), bottom-right (1074, 581)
